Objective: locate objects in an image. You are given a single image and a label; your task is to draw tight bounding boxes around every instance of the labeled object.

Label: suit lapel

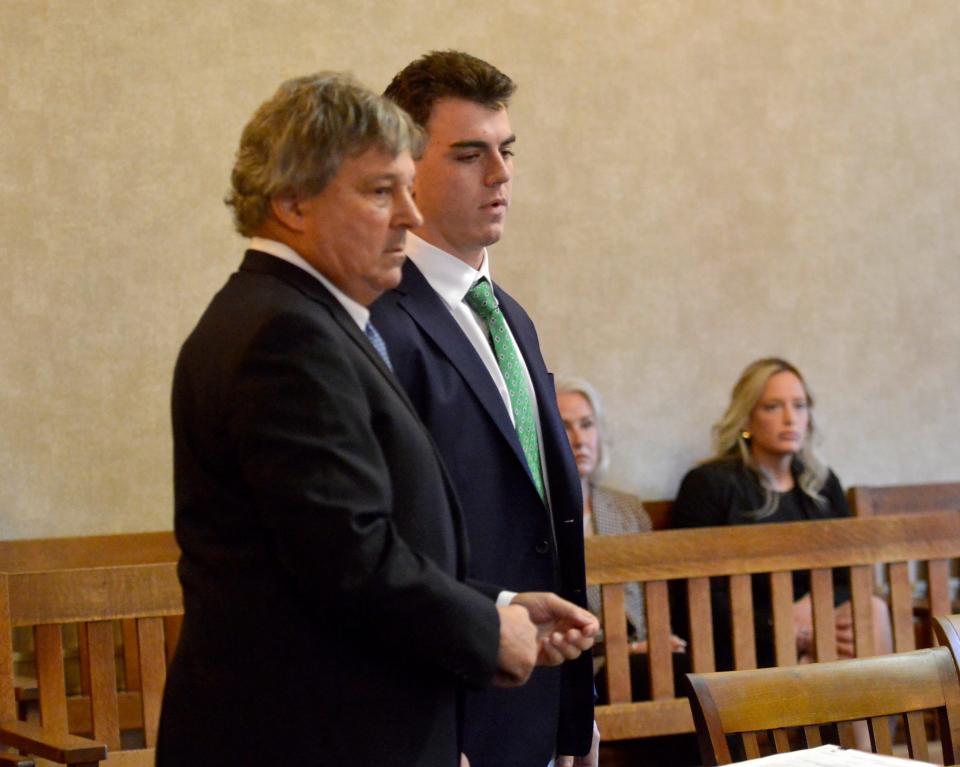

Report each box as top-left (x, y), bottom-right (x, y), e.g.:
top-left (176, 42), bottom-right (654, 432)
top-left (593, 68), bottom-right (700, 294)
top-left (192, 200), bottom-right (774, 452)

top-left (239, 250), bottom-right (420, 417)
top-left (396, 262), bottom-right (531, 471)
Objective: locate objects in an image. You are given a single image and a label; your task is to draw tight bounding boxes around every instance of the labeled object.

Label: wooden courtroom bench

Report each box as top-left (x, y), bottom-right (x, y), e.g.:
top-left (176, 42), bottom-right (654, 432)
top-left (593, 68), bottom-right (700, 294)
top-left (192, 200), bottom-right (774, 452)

top-left (586, 510), bottom-right (960, 755)
top-left (848, 481), bottom-right (960, 517)
top-left (848, 481), bottom-right (960, 645)
top-left (0, 533), bottom-right (180, 740)
top-left (0, 562), bottom-right (183, 765)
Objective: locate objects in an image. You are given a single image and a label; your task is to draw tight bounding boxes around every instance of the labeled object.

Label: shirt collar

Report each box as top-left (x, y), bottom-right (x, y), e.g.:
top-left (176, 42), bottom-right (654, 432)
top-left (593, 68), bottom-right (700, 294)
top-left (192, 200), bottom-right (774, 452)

top-left (404, 232), bottom-right (493, 311)
top-left (249, 237), bottom-right (369, 330)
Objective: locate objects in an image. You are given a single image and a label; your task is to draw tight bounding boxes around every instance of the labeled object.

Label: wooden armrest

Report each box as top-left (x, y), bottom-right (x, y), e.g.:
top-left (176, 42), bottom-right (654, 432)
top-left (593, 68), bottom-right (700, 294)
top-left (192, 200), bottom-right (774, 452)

top-left (0, 753), bottom-right (34, 767)
top-left (0, 720), bottom-right (106, 765)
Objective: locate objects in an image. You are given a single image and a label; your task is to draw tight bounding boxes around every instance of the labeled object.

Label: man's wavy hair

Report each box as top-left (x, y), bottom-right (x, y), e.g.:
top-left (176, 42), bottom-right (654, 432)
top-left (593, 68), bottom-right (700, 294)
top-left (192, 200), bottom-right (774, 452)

top-left (226, 72), bottom-right (423, 236)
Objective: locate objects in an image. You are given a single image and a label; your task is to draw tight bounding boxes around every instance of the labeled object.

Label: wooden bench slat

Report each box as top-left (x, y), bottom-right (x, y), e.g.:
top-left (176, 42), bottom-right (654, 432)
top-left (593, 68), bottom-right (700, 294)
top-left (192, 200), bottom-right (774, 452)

top-left (850, 565), bottom-right (875, 658)
top-left (600, 583), bottom-right (630, 704)
top-left (802, 724), bottom-right (822, 747)
top-left (645, 580), bottom-right (672, 699)
top-left (769, 571), bottom-right (795, 666)
top-left (35, 624), bottom-right (68, 735)
top-left (887, 562), bottom-right (915, 652)
top-left (809, 568), bottom-right (835, 662)
top-left (868, 715), bottom-right (892, 754)
top-left (730, 574), bottom-right (756, 670)
top-left (686, 578), bottom-right (714, 673)
top-left (0, 578), bottom-right (15, 723)
top-left (772, 728), bottom-right (790, 753)
top-left (86, 622), bottom-right (120, 751)
top-left (121, 619), bottom-right (141, 692)
top-left (742, 732), bottom-right (760, 760)
top-left (136, 617), bottom-right (167, 748)
top-left (905, 710), bottom-right (929, 761)
top-left (162, 615), bottom-right (182, 666)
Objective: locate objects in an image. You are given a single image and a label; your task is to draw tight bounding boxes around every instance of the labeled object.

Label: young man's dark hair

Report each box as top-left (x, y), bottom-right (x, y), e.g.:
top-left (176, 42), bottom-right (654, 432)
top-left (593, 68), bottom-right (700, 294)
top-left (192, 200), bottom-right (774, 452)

top-left (383, 49), bottom-right (516, 127)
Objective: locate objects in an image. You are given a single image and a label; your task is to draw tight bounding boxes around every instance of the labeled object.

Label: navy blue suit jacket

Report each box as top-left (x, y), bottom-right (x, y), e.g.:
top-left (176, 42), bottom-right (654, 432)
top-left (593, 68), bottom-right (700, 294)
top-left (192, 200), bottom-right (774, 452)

top-left (372, 259), bottom-right (594, 766)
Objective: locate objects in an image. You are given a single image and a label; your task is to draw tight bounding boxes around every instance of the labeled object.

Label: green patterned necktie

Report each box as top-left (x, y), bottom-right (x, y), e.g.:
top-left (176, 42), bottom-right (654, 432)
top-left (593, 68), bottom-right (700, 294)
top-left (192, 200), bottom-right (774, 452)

top-left (465, 278), bottom-right (546, 503)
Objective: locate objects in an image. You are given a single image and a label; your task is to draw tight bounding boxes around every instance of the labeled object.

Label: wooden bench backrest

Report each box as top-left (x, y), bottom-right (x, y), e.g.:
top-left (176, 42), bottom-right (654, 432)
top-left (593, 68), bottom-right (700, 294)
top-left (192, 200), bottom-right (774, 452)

top-left (0, 562), bottom-right (183, 766)
top-left (641, 500), bottom-right (674, 531)
top-left (849, 481), bottom-right (960, 516)
top-left (686, 646), bottom-right (960, 765)
top-left (586, 510), bottom-right (960, 741)
top-left (0, 532), bottom-right (179, 573)
top-left (0, 531), bottom-right (181, 716)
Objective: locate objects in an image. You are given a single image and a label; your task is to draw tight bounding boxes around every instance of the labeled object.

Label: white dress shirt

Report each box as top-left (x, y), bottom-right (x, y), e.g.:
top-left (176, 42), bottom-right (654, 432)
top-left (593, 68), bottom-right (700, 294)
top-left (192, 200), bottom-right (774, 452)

top-left (404, 233), bottom-right (551, 510)
top-left (250, 237), bottom-right (369, 331)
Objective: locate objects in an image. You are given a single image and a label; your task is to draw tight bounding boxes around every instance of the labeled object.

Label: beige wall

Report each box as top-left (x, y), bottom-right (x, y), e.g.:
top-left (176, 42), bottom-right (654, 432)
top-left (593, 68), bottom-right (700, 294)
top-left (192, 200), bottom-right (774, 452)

top-left (2, 1), bottom-right (958, 538)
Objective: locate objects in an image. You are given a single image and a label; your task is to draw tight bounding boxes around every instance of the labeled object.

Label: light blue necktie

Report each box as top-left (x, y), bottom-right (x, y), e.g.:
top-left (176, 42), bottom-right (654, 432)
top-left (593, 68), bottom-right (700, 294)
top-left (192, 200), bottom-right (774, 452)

top-left (364, 321), bottom-right (393, 371)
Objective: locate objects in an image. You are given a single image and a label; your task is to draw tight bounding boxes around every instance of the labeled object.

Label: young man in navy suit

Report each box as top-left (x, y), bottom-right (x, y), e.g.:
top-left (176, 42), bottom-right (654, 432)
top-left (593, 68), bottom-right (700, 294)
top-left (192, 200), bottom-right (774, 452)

top-left (157, 72), bottom-right (597, 767)
top-left (372, 52), bottom-right (599, 767)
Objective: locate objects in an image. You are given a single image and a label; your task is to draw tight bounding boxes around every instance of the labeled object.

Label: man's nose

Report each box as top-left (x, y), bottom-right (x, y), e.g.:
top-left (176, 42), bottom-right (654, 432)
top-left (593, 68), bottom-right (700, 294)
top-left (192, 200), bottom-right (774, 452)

top-left (486, 153), bottom-right (511, 186)
top-left (396, 188), bottom-right (423, 229)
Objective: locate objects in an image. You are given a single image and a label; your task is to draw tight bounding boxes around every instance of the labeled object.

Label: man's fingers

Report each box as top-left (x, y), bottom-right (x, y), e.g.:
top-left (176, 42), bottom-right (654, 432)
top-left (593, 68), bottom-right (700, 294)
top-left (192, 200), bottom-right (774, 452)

top-left (537, 641), bottom-right (567, 666)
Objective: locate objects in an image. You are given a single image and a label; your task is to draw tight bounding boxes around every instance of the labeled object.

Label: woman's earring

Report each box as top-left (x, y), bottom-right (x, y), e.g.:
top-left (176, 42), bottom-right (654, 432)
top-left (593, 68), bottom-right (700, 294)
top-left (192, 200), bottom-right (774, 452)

top-left (740, 431), bottom-right (751, 440)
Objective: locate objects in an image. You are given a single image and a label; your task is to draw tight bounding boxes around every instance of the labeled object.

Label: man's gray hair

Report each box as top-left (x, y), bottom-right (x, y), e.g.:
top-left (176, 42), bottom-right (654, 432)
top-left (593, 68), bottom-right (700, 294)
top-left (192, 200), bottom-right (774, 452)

top-left (226, 72), bottom-right (423, 236)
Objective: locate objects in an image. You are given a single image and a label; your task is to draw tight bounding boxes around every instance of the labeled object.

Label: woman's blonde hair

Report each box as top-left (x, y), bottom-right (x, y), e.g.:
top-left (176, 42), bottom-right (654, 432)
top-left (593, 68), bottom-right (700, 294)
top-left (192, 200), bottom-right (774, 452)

top-left (712, 357), bottom-right (829, 518)
top-left (555, 375), bottom-right (610, 482)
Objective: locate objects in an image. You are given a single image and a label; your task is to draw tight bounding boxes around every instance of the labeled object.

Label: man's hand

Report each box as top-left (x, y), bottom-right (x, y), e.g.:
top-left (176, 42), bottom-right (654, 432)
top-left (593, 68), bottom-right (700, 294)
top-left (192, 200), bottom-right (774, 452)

top-left (511, 592), bottom-right (599, 666)
top-left (494, 603), bottom-right (539, 687)
top-left (556, 720), bottom-right (600, 767)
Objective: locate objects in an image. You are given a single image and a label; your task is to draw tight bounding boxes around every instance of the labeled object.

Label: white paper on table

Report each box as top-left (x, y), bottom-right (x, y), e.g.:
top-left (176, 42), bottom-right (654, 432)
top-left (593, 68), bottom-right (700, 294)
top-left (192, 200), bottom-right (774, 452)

top-left (729, 744), bottom-right (938, 766)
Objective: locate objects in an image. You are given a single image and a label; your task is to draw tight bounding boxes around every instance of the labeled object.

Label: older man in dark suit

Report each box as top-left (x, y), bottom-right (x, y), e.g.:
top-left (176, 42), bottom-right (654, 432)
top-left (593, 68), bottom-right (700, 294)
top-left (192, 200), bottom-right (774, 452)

top-left (156, 73), bottom-right (596, 767)
top-left (371, 52), bottom-right (598, 767)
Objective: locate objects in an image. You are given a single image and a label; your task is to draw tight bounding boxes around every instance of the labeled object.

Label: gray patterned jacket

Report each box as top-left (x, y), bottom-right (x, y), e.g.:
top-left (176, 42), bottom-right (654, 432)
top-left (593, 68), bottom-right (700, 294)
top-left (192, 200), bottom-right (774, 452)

top-left (586, 485), bottom-right (651, 640)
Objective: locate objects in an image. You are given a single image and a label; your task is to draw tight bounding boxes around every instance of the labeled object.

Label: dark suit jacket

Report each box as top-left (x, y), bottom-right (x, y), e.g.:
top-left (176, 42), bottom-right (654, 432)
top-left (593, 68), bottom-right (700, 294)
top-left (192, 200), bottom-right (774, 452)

top-left (371, 260), bottom-right (594, 766)
top-left (156, 250), bottom-right (500, 767)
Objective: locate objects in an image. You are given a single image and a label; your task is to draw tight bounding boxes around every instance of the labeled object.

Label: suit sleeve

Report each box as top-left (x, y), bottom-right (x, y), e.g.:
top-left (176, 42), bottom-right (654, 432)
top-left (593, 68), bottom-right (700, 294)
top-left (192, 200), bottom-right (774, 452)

top-left (227, 311), bottom-right (500, 687)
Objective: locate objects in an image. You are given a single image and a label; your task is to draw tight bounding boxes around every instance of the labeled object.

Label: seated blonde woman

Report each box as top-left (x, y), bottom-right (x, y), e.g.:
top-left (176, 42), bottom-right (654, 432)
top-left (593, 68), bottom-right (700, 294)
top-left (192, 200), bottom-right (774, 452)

top-left (671, 357), bottom-right (893, 668)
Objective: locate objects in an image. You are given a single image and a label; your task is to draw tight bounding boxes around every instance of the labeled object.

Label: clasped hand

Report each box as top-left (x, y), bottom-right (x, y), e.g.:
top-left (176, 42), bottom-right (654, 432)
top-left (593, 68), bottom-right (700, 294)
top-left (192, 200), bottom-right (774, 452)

top-left (494, 592), bottom-right (599, 687)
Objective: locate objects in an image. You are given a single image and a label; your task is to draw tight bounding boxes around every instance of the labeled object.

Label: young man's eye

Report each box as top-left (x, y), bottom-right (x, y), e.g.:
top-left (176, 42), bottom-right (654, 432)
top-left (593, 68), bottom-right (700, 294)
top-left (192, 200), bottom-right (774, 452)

top-left (457, 153), bottom-right (480, 163)
top-left (501, 147), bottom-right (515, 158)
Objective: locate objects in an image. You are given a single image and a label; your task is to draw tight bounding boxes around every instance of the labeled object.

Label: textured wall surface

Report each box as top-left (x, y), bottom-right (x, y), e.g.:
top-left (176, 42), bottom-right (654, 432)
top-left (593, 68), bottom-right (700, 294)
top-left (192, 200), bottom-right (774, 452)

top-left (2, 1), bottom-right (958, 538)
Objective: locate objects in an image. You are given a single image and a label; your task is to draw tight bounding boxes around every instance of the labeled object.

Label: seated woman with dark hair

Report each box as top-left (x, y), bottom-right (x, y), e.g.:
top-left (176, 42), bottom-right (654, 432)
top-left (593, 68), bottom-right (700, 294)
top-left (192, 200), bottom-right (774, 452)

top-left (671, 357), bottom-right (892, 671)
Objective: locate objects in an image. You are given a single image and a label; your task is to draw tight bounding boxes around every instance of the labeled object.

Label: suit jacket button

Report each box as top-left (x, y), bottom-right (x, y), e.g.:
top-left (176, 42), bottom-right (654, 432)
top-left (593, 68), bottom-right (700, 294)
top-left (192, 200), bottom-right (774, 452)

top-left (535, 540), bottom-right (550, 554)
